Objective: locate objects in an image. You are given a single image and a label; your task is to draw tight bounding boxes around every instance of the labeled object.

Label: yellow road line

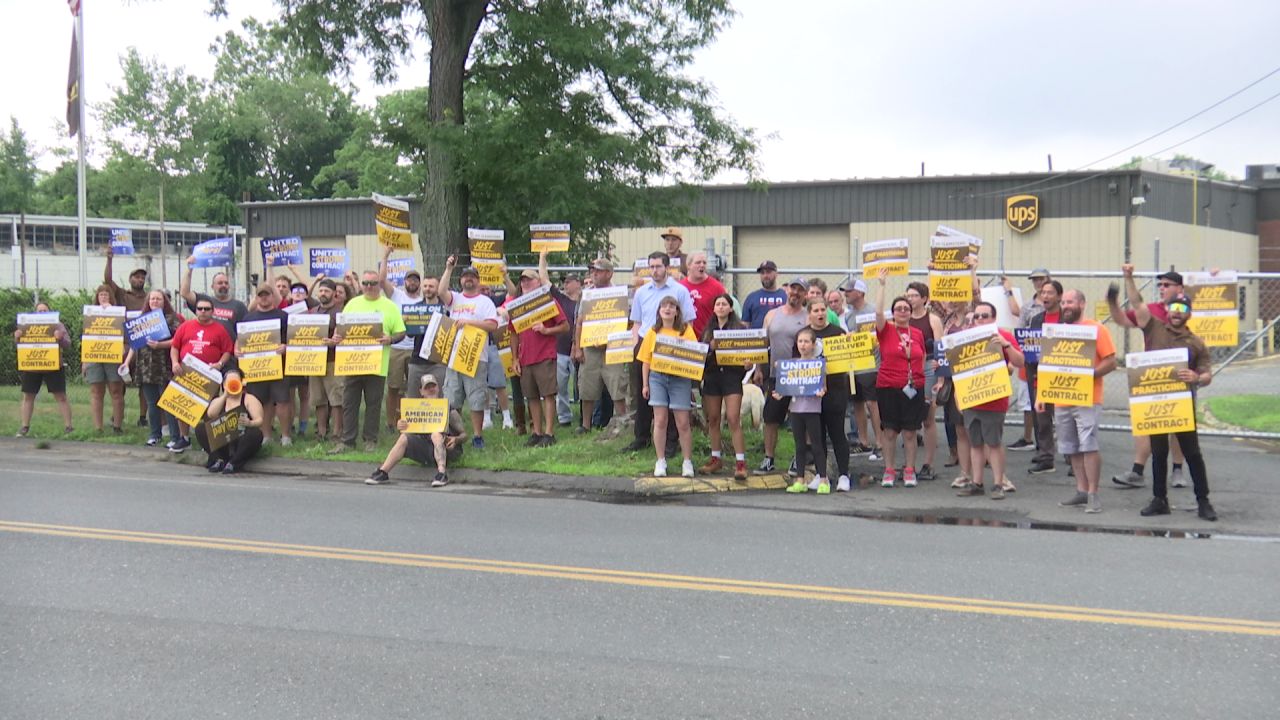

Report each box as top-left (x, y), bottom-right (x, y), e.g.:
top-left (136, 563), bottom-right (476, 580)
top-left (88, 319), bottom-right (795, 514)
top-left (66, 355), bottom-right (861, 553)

top-left (3, 520), bottom-right (1277, 637)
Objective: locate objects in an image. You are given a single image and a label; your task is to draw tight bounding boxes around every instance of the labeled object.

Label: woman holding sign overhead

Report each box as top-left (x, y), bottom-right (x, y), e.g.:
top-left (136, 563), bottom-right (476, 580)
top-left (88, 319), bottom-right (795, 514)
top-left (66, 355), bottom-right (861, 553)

top-left (120, 290), bottom-right (182, 448)
top-left (874, 268), bottom-right (927, 488)
top-left (195, 369), bottom-right (265, 474)
top-left (700, 294), bottom-right (749, 481)
top-left (638, 296), bottom-right (698, 478)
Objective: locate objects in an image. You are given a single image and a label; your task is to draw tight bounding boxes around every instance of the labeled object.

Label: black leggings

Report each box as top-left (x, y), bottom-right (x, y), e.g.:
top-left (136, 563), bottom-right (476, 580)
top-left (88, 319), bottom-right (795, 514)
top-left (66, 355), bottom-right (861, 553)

top-left (820, 384), bottom-right (851, 477)
top-left (1151, 431), bottom-right (1209, 501)
top-left (792, 412), bottom-right (826, 480)
top-left (195, 424), bottom-right (265, 468)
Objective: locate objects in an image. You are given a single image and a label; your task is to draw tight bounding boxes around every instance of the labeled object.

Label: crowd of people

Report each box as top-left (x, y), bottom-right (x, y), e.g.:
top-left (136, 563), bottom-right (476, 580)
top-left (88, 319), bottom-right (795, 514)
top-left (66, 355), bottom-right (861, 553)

top-left (11, 228), bottom-right (1219, 521)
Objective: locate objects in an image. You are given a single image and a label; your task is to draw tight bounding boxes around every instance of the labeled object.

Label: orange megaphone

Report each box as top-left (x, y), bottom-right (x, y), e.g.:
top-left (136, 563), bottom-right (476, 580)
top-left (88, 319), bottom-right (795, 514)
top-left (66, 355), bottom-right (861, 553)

top-left (225, 377), bottom-right (243, 396)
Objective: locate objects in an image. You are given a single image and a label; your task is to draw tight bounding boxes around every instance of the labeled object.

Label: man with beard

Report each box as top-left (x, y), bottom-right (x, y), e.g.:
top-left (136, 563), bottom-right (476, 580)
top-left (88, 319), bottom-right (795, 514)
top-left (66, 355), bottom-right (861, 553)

top-left (1003, 269), bottom-right (1052, 452)
top-left (1025, 280), bottom-right (1064, 475)
top-left (439, 257), bottom-right (501, 448)
top-left (742, 260), bottom-right (786, 329)
top-left (1122, 264), bottom-right (1217, 521)
top-left (309, 279), bottom-right (345, 442)
top-left (379, 244), bottom-right (424, 430)
top-left (180, 256), bottom-right (248, 343)
top-left (237, 283), bottom-right (293, 446)
top-left (573, 259), bottom-right (629, 434)
top-left (105, 244), bottom-right (152, 427)
top-left (841, 276), bottom-right (881, 457)
top-left (753, 277), bottom-right (810, 474)
top-left (330, 270), bottom-right (407, 453)
top-left (1035, 289), bottom-right (1116, 514)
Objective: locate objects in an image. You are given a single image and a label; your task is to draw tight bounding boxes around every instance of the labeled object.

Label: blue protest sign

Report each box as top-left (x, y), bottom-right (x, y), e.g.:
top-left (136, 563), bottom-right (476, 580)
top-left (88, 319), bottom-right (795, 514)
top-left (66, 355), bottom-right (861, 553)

top-left (387, 257), bottom-right (415, 287)
top-left (191, 237), bottom-right (234, 268)
top-left (1014, 328), bottom-right (1041, 364)
top-left (309, 248), bottom-right (348, 279)
top-left (261, 236), bottom-right (302, 267)
top-left (775, 358), bottom-right (825, 397)
top-left (124, 309), bottom-right (171, 350)
top-left (934, 343), bottom-right (951, 378)
top-left (110, 228), bottom-right (134, 255)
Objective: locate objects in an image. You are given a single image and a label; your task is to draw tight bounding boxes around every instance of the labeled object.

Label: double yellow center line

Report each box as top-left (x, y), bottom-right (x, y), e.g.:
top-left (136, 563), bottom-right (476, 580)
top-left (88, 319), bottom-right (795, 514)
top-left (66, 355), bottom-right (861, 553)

top-left (3, 520), bottom-right (1277, 637)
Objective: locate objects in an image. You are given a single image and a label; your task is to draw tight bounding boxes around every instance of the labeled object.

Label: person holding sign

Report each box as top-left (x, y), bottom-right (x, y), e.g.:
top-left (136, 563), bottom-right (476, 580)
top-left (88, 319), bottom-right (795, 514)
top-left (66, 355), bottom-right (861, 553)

top-left (103, 244), bottom-right (149, 311)
top-left (333, 270), bottom-right (407, 452)
top-left (438, 256), bottom-right (501, 448)
top-left (777, 327), bottom-right (829, 494)
top-left (170, 297), bottom-right (235, 453)
top-left (700, 294), bottom-right (749, 480)
top-left (1125, 281), bottom-right (1217, 521)
top-left (366, 373), bottom-right (467, 488)
top-left (952, 303), bottom-right (1024, 499)
top-left (84, 286), bottom-right (128, 435)
top-left (573, 259), bottom-right (630, 433)
top-left (379, 244), bottom-right (426, 431)
top-left (500, 257), bottom-right (569, 448)
top-left (638, 297), bottom-right (699, 478)
top-left (120, 290), bottom-right (182, 447)
top-left (625, 252), bottom-right (696, 454)
top-left (1035, 290), bottom-right (1116, 514)
top-left (237, 283), bottom-right (293, 446)
top-left (874, 268), bottom-right (927, 488)
top-left (803, 297), bottom-right (854, 492)
top-left (904, 281), bottom-right (945, 483)
top-left (14, 302), bottom-right (74, 437)
top-left (194, 369), bottom-right (265, 474)
top-left (180, 255), bottom-right (248, 342)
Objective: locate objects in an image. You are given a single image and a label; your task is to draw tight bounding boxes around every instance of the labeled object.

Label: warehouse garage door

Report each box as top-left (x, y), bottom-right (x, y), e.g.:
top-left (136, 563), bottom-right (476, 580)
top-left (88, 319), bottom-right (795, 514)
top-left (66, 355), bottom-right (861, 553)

top-left (733, 225), bottom-right (852, 298)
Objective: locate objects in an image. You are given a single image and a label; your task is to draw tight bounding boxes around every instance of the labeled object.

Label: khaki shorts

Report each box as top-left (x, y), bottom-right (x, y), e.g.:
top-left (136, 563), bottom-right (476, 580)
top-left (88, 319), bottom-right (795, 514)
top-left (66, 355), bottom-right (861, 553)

top-left (579, 346), bottom-right (629, 402)
top-left (520, 358), bottom-right (558, 400)
top-left (84, 362), bottom-right (123, 385)
top-left (387, 348), bottom-right (411, 392)
top-left (310, 363), bottom-right (345, 407)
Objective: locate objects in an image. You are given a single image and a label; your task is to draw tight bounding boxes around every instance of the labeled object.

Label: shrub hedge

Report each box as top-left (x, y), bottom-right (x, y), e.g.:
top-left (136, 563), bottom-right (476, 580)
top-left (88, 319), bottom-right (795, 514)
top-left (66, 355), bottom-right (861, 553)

top-left (1, 287), bottom-right (95, 385)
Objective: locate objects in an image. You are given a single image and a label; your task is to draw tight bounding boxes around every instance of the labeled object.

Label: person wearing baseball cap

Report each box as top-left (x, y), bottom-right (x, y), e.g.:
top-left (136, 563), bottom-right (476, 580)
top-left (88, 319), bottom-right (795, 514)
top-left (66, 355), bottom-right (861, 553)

top-left (439, 254), bottom-right (501, 449)
top-left (752, 272), bottom-right (810, 474)
top-left (498, 250), bottom-right (569, 448)
top-left (366, 372), bottom-right (468, 488)
top-left (378, 245), bottom-right (426, 433)
top-left (104, 241), bottom-right (153, 428)
top-left (659, 226), bottom-right (687, 279)
top-left (839, 275), bottom-right (881, 455)
top-left (742, 260), bottom-right (785, 329)
top-left (1120, 266), bottom-right (1217, 521)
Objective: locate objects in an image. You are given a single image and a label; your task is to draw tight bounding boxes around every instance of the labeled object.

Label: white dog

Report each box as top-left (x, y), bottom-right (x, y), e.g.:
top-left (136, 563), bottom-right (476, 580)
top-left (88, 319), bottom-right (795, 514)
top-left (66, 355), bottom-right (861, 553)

top-left (740, 380), bottom-right (765, 431)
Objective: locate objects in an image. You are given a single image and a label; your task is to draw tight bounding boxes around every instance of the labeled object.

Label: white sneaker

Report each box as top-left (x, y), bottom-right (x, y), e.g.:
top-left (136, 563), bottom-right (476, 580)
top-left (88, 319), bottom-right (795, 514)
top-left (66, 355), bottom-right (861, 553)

top-left (280, 436), bottom-right (293, 447)
top-left (806, 476), bottom-right (822, 491)
top-left (502, 418), bottom-right (514, 430)
top-left (1171, 467), bottom-right (1187, 488)
top-left (654, 458), bottom-right (667, 477)
top-left (681, 459), bottom-right (695, 478)
top-left (836, 475), bottom-right (851, 492)
top-left (482, 414), bottom-right (494, 430)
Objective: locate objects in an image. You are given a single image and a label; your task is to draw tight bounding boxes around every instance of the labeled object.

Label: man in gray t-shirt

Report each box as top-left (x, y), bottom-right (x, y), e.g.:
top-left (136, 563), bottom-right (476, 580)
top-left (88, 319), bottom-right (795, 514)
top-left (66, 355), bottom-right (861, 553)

top-left (180, 256), bottom-right (247, 341)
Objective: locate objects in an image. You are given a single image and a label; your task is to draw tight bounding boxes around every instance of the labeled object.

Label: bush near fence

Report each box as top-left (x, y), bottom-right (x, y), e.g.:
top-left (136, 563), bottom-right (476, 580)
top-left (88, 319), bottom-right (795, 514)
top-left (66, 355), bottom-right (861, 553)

top-left (0, 288), bottom-right (93, 386)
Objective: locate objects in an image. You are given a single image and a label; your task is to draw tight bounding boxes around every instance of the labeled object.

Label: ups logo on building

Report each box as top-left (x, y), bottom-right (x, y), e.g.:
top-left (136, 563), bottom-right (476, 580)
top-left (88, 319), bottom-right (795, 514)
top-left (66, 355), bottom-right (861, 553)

top-left (1006, 194), bottom-right (1040, 234)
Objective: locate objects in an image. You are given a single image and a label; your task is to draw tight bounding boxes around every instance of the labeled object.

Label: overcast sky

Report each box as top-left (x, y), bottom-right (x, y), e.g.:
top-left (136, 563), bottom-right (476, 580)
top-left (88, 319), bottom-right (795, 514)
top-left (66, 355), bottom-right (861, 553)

top-left (4, 0), bottom-right (1278, 182)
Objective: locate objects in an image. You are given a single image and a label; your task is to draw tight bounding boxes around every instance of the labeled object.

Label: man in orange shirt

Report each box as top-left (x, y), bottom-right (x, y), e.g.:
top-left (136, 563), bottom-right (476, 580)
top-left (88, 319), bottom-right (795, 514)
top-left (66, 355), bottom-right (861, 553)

top-left (1035, 289), bottom-right (1116, 514)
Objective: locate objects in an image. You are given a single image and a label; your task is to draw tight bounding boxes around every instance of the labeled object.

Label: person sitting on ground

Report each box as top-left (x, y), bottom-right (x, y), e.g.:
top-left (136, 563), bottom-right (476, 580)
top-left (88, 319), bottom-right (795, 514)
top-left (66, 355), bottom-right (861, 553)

top-left (366, 373), bottom-right (467, 488)
top-left (195, 369), bottom-right (265, 475)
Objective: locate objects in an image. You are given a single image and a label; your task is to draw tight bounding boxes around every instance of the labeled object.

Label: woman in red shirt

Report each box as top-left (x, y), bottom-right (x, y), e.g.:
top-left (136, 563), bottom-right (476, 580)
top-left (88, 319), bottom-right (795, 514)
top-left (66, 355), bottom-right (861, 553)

top-left (874, 268), bottom-right (926, 488)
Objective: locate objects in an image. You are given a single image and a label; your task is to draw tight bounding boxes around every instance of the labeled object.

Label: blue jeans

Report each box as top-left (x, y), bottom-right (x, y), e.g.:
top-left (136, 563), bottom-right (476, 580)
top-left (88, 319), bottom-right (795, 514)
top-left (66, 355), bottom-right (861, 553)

top-left (556, 354), bottom-right (576, 425)
top-left (141, 382), bottom-right (181, 441)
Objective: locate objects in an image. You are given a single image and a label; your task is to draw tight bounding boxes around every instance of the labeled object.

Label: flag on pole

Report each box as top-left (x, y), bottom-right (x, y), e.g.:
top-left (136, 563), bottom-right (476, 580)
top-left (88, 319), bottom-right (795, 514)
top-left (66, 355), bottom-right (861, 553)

top-left (68, 0), bottom-right (81, 16)
top-left (67, 28), bottom-right (80, 137)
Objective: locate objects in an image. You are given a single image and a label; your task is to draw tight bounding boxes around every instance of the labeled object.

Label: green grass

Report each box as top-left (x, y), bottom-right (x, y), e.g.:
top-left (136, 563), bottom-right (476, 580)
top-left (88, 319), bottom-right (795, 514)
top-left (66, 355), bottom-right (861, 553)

top-left (1, 383), bottom-right (794, 477)
top-left (1204, 394), bottom-right (1280, 434)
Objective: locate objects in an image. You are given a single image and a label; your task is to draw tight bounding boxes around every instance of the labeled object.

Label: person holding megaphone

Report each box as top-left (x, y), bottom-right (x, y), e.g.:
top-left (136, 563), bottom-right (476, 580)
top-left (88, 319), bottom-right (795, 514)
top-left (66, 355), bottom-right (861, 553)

top-left (194, 369), bottom-right (265, 474)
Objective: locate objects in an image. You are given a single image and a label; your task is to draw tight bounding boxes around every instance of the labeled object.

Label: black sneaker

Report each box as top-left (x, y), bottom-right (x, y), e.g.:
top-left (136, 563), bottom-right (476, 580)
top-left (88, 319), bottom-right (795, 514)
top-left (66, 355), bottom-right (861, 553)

top-left (536, 434), bottom-right (556, 447)
top-left (1028, 461), bottom-right (1055, 475)
top-left (221, 462), bottom-right (237, 475)
top-left (168, 437), bottom-right (191, 454)
top-left (431, 472), bottom-right (449, 488)
top-left (574, 425), bottom-right (589, 435)
top-left (365, 469), bottom-right (391, 485)
top-left (525, 433), bottom-right (543, 447)
top-left (1007, 438), bottom-right (1034, 451)
top-left (623, 439), bottom-right (650, 452)
top-left (850, 443), bottom-right (873, 455)
top-left (1197, 500), bottom-right (1218, 522)
top-left (136, 416), bottom-right (148, 427)
top-left (755, 456), bottom-right (776, 475)
top-left (1140, 497), bottom-right (1171, 516)
top-left (918, 464), bottom-right (937, 481)
top-left (787, 458), bottom-right (799, 478)
top-left (206, 458), bottom-right (225, 472)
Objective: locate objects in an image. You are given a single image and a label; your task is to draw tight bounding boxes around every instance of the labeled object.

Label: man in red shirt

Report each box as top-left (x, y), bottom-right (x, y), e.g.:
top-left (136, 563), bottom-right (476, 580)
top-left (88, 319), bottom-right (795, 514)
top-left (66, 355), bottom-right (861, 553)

top-left (678, 251), bottom-right (726, 338)
top-left (504, 269), bottom-right (568, 447)
top-left (171, 300), bottom-right (234, 373)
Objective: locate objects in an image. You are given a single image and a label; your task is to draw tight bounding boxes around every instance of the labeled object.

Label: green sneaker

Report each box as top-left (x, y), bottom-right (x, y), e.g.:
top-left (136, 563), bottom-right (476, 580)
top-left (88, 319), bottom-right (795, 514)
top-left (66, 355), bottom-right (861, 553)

top-left (785, 480), bottom-right (808, 493)
top-left (815, 479), bottom-right (831, 495)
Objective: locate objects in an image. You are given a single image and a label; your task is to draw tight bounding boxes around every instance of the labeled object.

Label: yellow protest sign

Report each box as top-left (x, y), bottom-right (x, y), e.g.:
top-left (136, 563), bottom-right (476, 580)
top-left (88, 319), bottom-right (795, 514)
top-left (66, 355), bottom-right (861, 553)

top-left (285, 313), bottom-right (330, 377)
top-left (530, 223), bottom-right (571, 252)
top-left (448, 324), bottom-right (488, 378)
top-left (823, 331), bottom-right (876, 374)
top-left (862, 238), bottom-right (909, 278)
top-left (713, 328), bottom-right (768, 366)
top-left (400, 398), bottom-right (449, 433)
top-left (158, 356), bottom-right (222, 427)
top-left (943, 325), bottom-right (1012, 410)
top-left (495, 319), bottom-right (518, 378)
top-left (935, 224), bottom-right (983, 258)
top-left (335, 312), bottom-right (383, 376)
top-left (1036, 323), bottom-right (1097, 407)
top-left (928, 235), bottom-right (972, 302)
top-left (506, 284), bottom-right (561, 333)
top-left (579, 285), bottom-right (630, 347)
top-left (1183, 271), bottom-right (1238, 347)
top-left (650, 335), bottom-right (708, 381)
top-left (606, 331), bottom-right (634, 365)
top-left (236, 318), bottom-right (283, 382)
top-left (373, 192), bottom-right (412, 250)
top-left (81, 305), bottom-right (126, 364)
top-left (468, 228), bottom-right (506, 286)
top-left (1127, 348), bottom-right (1196, 436)
top-left (17, 312), bottom-right (62, 372)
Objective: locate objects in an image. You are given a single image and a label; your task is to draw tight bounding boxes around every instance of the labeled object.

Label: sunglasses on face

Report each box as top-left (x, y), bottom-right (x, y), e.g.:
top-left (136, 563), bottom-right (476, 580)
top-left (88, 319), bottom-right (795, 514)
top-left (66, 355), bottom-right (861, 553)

top-left (195, 306), bottom-right (213, 312)
top-left (1167, 303), bottom-right (1190, 313)
top-left (361, 281), bottom-right (379, 287)
top-left (893, 305), bottom-right (911, 313)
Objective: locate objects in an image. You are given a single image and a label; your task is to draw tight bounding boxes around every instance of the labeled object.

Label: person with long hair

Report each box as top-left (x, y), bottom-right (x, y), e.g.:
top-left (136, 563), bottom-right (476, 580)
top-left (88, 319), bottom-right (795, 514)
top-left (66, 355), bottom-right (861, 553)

top-left (781, 326), bottom-right (829, 493)
top-left (874, 268), bottom-right (926, 487)
top-left (195, 369), bottom-right (266, 474)
top-left (904, 280), bottom-right (944, 482)
top-left (85, 285), bottom-right (127, 434)
top-left (638, 296), bottom-right (698, 478)
top-left (120, 290), bottom-right (183, 447)
top-left (802, 297), bottom-right (853, 491)
top-left (954, 301), bottom-right (1024, 500)
top-left (700, 293), bottom-right (748, 480)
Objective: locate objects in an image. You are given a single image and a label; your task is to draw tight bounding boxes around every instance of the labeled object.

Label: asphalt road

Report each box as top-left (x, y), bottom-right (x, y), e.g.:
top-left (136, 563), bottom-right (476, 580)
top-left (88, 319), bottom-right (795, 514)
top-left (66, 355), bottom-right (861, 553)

top-left (2, 450), bottom-right (1278, 719)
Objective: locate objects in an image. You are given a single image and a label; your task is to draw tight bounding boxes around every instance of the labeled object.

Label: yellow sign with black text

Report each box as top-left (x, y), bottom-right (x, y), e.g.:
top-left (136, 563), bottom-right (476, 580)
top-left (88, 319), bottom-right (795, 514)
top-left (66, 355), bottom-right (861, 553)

top-left (605, 331), bottom-right (633, 366)
top-left (1183, 271), bottom-right (1238, 347)
top-left (713, 328), bottom-right (769, 367)
top-left (16, 312), bottom-right (62, 372)
top-left (943, 325), bottom-right (1011, 410)
top-left (822, 332), bottom-right (876, 374)
top-left (862, 238), bottom-right (910, 277)
top-left (468, 228), bottom-right (506, 286)
top-left (579, 285), bottom-right (630, 347)
top-left (928, 235), bottom-right (972, 302)
top-left (80, 305), bottom-right (126, 364)
top-left (1126, 348), bottom-right (1196, 436)
top-left (400, 398), bottom-right (449, 434)
top-left (1036, 323), bottom-right (1096, 407)
top-left (157, 356), bottom-right (222, 427)
top-left (650, 335), bottom-right (708, 381)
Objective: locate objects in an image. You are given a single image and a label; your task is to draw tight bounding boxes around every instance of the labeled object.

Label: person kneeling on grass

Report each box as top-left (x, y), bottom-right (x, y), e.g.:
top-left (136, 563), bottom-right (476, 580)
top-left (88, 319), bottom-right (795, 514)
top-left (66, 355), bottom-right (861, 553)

top-left (366, 373), bottom-right (467, 488)
top-left (195, 369), bottom-right (265, 475)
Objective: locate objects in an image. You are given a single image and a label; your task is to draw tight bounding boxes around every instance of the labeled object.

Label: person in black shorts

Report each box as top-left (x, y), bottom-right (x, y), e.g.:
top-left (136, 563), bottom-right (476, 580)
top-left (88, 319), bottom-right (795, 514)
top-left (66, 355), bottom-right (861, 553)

top-left (366, 373), bottom-right (468, 488)
top-left (699, 293), bottom-right (749, 480)
top-left (14, 302), bottom-right (74, 437)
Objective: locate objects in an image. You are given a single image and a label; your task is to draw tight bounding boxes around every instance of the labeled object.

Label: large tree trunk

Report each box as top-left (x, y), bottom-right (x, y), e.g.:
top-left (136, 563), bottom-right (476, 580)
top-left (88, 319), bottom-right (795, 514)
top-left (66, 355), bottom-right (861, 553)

top-left (423, 0), bottom-right (487, 267)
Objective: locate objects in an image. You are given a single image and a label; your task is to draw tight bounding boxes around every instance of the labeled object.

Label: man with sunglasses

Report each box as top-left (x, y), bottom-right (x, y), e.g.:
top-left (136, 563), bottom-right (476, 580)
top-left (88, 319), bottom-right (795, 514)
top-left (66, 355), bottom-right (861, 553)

top-left (1107, 270), bottom-right (1188, 489)
top-left (180, 255), bottom-right (248, 342)
top-left (331, 270), bottom-right (407, 453)
top-left (169, 299), bottom-right (235, 453)
top-left (1121, 265), bottom-right (1217, 521)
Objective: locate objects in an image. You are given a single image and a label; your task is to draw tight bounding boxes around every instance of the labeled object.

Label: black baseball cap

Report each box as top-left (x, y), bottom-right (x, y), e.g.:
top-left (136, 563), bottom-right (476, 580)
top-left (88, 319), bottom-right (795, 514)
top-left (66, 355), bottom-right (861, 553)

top-left (1157, 271), bottom-right (1184, 286)
top-left (756, 260), bottom-right (778, 272)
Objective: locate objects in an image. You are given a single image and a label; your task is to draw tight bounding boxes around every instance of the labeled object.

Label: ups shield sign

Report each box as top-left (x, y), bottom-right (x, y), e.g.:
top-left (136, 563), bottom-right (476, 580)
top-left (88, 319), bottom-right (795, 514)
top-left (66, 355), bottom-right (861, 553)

top-left (1006, 194), bottom-right (1040, 234)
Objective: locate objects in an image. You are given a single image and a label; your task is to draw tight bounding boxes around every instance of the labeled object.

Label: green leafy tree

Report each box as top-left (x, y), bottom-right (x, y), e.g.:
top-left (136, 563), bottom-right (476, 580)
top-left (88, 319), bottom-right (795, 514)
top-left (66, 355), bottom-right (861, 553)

top-left (0, 117), bottom-right (41, 214)
top-left (214, 0), bottom-right (760, 259)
